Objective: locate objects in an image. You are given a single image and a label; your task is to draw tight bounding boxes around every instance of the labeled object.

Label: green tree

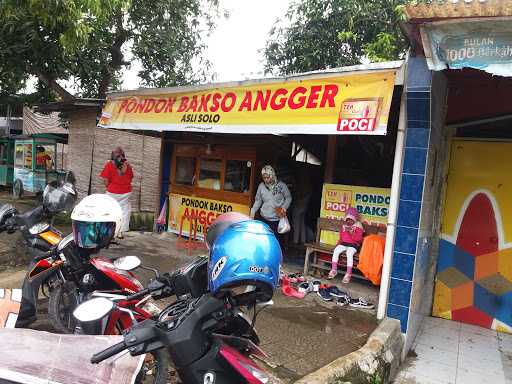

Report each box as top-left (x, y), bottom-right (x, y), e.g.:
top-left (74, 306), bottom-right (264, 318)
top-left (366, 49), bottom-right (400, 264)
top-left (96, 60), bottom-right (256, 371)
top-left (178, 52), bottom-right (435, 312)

top-left (264, 0), bottom-right (407, 75)
top-left (0, 0), bottom-right (220, 100)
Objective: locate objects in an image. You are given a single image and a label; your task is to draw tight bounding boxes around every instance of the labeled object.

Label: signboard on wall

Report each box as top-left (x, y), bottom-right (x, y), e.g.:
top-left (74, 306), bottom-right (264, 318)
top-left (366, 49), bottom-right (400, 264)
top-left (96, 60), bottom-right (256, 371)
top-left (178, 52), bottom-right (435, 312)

top-left (168, 193), bottom-right (250, 238)
top-left (99, 70), bottom-right (397, 135)
top-left (421, 18), bottom-right (512, 77)
top-left (320, 183), bottom-right (390, 245)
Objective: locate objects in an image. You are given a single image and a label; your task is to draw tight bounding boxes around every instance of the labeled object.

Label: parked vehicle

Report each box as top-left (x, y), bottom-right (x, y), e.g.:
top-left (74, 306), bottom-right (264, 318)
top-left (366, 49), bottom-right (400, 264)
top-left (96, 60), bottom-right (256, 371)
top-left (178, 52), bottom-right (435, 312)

top-left (12, 135), bottom-right (67, 199)
top-left (87, 219), bottom-right (281, 384)
top-left (0, 180), bottom-right (76, 327)
top-left (45, 192), bottom-right (147, 333)
top-left (0, 183), bottom-right (146, 333)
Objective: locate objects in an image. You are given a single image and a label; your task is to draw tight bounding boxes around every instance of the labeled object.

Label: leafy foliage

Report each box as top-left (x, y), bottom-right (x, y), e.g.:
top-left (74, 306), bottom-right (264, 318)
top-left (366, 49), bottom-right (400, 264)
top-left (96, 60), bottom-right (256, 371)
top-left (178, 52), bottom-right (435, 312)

top-left (264, 0), bottom-right (407, 75)
top-left (0, 0), bottom-right (219, 100)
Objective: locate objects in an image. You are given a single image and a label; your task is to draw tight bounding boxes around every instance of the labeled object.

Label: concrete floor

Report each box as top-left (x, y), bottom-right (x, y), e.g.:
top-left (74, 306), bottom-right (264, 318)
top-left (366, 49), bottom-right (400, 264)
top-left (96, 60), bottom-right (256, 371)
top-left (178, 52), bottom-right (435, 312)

top-left (0, 192), bottom-right (379, 382)
top-left (394, 316), bottom-right (512, 384)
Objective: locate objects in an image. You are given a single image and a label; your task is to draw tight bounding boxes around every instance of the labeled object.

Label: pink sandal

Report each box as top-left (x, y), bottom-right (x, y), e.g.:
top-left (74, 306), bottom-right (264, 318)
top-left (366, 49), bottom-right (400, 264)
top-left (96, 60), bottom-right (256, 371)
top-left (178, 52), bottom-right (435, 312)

top-left (281, 285), bottom-right (306, 299)
top-left (327, 270), bottom-right (337, 279)
top-left (342, 273), bottom-right (352, 284)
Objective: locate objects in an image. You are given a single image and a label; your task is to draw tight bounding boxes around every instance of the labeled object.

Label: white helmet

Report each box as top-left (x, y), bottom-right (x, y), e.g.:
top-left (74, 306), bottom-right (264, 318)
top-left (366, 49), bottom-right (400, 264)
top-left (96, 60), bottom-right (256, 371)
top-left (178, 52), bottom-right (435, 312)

top-left (71, 194), bottom-right (123, 249)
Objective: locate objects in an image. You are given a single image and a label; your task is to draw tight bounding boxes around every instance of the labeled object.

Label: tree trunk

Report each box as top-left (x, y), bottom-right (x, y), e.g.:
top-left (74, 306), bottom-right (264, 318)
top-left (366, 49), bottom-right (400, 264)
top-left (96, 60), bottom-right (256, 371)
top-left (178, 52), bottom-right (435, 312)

top-left (98, 12), bottom-right (130, 99)
top-left (36, 71), bottom-right (75, 102)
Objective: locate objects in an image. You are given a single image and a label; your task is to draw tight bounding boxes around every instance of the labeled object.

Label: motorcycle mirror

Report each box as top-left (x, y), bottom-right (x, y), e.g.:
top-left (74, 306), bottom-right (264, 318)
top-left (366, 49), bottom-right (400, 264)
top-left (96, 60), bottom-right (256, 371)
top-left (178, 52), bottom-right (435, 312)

top-left (113, 255), bottom-right (141, 271)
top-left (73, 297), bottom-right (114, 322)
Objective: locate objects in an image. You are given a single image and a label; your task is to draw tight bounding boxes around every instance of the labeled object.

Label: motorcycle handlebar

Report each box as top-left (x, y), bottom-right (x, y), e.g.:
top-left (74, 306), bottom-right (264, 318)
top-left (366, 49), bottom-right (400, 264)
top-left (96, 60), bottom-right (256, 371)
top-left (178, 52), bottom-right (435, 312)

top-left (90, 340), bottom-right (127, 364)
top-left (125, 277), bottom-right (174, 302)
top-left (124, 289), bottom-right (150, 301)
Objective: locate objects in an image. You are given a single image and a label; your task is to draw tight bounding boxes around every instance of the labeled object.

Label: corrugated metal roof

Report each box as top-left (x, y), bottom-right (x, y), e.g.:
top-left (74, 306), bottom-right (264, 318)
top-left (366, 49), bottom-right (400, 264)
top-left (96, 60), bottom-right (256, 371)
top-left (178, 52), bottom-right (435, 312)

top-left (405, 0), bottom-right (512, 20)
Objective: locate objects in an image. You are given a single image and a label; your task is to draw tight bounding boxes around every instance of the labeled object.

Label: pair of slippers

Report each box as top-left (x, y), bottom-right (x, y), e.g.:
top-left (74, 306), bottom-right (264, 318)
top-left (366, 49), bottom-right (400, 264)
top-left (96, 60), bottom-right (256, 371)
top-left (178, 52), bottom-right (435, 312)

top-left (317, 286), bottom-right (374, 309)
top-left (280, 272), bottom-right (306, 286)
top-left (297, 280), bottom-right (322, 294)
top-left (317, 286), bottom-right (349, 302)
top-left (281, 275), bottom-right (321, 299)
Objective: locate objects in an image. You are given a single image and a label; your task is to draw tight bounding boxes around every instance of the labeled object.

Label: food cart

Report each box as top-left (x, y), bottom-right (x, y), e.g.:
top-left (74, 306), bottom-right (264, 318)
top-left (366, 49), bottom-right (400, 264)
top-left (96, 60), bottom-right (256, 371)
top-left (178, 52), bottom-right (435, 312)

top-left (12, 136), bottom-right (66, 198)
top-left (0, 137), bottom-right (15, 187)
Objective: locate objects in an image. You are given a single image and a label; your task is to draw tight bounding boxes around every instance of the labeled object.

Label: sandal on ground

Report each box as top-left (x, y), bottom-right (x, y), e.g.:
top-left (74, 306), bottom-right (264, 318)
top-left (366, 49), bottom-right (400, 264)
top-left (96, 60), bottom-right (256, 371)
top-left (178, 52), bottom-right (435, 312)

top-left (280, 276), bottom-right (291, 287)
top-left (281, 285), bottom-right (306, 299)
top-left (287, 273), bottom-right (305, 283)
top-left (298, 281), bottom-right (313, 295)
top-left (327, 286), bottom-right (350, 299)
top-left (327, 270), bottom-right (337, 279)
top-left (317, 288), bottom-right (333, 301)
top-left (342, 273), bottom-right (352, 284)
top-left (349, 297), bottom-right (374, 309)
top-left (336, 295), bottom-right (351, 307)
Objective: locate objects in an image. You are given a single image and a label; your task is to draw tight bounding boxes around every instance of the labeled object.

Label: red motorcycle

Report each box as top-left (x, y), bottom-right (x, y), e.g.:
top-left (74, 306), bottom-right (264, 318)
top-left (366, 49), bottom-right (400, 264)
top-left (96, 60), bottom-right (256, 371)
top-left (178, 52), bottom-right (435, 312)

top-left (45, 250), bottom-right (146, 333)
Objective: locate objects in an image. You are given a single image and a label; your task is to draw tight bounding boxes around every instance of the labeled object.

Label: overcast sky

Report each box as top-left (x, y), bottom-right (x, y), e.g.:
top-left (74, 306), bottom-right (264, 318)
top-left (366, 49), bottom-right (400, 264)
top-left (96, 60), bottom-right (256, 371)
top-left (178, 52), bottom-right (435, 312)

top-left (122, 0), bottom-right (292, 89)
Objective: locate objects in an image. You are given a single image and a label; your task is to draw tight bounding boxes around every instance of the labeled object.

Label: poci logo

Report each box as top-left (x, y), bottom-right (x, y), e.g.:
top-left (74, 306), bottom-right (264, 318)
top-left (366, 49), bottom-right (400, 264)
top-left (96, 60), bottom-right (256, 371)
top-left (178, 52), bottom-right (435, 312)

top-left (211, 256), bottom-right (227, 281)
top-left (203, 372), bottom-right (215, 384)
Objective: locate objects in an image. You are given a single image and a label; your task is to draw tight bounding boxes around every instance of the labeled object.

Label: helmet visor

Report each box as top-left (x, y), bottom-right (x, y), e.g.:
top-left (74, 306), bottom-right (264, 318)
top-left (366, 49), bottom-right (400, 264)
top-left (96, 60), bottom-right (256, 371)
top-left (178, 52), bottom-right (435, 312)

top-left (72, 220), bottom-right (116, 248)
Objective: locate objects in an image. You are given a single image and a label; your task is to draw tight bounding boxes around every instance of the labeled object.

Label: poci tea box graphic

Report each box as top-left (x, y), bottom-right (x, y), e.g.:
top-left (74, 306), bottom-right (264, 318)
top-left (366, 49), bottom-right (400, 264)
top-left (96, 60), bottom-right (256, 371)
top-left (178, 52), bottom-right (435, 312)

top-left (336, 97), bottom-right (382, 132)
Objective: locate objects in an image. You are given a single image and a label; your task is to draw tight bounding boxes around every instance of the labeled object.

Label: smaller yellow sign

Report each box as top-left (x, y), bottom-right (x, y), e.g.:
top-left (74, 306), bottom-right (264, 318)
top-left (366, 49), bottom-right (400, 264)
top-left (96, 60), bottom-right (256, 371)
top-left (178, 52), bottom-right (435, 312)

top-left (168, 193), bottom-right (250, 238)
top-left (320, 184), bottom-right (390, 245)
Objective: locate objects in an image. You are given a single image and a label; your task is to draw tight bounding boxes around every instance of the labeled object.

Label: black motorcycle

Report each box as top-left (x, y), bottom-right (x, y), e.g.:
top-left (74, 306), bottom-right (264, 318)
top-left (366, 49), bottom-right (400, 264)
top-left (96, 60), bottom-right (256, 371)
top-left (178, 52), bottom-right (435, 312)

top-left (0, 181), bottom-right (76, 328)
top-left (87, 292), bottom-right (271, 384)
top-left (75, 255), bottom-right (268, 384)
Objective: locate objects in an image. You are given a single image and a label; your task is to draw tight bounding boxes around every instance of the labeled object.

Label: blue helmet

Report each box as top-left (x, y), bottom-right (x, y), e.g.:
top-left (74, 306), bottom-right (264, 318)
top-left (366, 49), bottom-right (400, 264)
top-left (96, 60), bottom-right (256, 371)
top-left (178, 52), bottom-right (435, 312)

top-left (208, 220), bottom-right (281, 302)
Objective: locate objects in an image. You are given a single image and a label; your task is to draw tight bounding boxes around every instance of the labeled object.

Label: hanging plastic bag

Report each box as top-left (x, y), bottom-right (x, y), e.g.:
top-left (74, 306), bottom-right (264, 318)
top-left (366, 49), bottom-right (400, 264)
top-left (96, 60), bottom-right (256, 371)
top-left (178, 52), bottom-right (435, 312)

top-left (277, 216), bottom-right (291, 234)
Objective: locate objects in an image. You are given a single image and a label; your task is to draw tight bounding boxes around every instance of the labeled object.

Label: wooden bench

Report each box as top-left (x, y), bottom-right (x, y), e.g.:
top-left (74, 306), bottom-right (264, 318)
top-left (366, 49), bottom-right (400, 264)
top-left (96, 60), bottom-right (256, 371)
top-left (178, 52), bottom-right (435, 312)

top-left (303, 217), bottom-right (386, 279)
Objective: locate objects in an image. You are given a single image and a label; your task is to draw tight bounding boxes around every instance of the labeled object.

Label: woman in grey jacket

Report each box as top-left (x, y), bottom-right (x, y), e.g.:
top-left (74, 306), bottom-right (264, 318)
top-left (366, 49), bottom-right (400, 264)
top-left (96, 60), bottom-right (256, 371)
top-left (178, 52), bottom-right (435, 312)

top-left (250, 165), bottom-right (292, 244)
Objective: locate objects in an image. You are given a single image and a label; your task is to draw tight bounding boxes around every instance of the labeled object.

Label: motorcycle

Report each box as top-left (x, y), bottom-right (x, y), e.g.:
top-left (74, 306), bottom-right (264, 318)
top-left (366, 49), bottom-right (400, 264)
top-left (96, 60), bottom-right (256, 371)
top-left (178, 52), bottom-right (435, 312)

top-left (73, 255), bottom-right (264, 383)
top-left (0, 181), bottom-right (146, 333)
top-left (86, 289), bottom-right (272, 384)
top-left (0, 181), bottom-right (74, 328)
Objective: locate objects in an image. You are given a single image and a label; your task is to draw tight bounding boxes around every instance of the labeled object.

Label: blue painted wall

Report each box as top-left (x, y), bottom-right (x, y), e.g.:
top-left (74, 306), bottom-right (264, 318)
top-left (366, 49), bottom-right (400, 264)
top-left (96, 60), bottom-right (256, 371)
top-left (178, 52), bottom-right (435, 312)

top-left (387, 57), bottom-right (449, 354)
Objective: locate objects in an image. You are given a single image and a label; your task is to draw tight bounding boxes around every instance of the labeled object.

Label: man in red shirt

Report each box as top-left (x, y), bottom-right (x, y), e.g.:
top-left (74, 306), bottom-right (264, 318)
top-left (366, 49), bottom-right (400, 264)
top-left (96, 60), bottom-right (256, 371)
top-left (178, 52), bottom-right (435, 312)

top-left (100, 147), bottom-right (134, 238)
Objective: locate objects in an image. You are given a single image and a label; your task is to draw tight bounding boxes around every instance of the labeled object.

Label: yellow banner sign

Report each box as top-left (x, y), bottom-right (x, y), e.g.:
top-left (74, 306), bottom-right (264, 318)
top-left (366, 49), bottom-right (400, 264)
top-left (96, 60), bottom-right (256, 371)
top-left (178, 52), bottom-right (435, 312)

top-left (168, 193), bottom-right (250, 238)
top-left (320, 184), bottom-right (390, 245)
top-left (99, 71), bottom-right (396, 135)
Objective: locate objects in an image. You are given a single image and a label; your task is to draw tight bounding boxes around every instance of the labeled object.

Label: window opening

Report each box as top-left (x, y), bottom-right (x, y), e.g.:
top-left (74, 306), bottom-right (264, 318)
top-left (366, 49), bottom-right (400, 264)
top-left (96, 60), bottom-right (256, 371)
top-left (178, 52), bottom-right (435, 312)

top-left (225, 160), bottom-right (251, 193)
top-left (175, 156), bottom-right (196, 185)
top-left (198, 158), bottom-right (222, 190)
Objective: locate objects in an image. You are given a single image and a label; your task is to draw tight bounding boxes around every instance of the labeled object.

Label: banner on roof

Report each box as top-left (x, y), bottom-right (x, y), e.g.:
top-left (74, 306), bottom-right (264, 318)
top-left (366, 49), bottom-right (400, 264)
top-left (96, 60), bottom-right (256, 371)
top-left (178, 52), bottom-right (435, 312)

top-left (98, 71), bottom-right (396, 135)
top-left (421, 18), bottom-right (512, 77)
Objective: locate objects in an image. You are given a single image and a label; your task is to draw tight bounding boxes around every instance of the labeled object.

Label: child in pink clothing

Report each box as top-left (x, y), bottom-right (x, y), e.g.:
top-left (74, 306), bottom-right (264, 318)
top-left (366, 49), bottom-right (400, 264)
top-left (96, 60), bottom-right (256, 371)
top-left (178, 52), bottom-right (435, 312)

top-left (328, 207), bottom-right (364, 283)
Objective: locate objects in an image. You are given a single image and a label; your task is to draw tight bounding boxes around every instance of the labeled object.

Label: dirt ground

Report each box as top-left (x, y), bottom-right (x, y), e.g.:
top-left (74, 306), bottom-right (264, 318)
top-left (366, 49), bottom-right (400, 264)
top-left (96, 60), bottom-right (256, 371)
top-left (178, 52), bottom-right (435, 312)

top-left (0, 192), bottom-right (379, 382)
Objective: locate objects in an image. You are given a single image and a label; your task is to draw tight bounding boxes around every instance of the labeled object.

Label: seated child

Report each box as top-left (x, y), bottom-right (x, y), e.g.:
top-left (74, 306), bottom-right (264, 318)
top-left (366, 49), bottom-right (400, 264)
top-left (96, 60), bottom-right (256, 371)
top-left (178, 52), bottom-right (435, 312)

top-left (328, 207), bottom-right (364, 283)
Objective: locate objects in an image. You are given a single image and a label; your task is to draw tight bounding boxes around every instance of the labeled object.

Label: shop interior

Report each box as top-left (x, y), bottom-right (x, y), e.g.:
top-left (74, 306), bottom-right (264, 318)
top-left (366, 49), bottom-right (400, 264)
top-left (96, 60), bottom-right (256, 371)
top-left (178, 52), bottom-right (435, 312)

top-left (163, 85), bottom-right (403, 299)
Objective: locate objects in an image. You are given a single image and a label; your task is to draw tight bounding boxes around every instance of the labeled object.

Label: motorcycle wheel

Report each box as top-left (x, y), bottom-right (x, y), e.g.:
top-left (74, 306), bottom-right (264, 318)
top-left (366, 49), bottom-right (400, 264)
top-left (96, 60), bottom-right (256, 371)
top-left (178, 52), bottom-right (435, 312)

top-left (135, 349), bottom-right (173, 384)
top-left (48, 281), bottom-right (79, 334)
